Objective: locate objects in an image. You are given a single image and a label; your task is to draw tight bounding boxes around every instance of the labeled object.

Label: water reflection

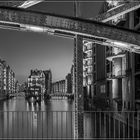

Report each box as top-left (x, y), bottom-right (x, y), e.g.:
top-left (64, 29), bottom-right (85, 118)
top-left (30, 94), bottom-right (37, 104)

top-left (0, 97), bottom-right (74, 138)
top-left (0, 96), bottom-right (74, 112)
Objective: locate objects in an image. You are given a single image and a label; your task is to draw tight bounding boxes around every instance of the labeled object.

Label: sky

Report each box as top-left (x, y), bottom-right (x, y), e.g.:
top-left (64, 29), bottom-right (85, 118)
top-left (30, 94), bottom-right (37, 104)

top-left (0, 1), bottom-right (103, 83)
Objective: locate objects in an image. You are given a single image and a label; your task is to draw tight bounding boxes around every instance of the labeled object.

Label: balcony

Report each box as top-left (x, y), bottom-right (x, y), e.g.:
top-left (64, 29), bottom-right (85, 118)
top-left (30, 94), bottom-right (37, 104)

top-left (107, 70), bottom-right (126, 80)
top-left (83, 59), bottom-right (92, 67)
top-left (83, 41), bottom-right (92, 52)
top-left (83, 67), bottom-right (93, 78)
top-left (83, 74), bottom-right (93, 85)
top-left (106, 48), bottom-right (125, 61)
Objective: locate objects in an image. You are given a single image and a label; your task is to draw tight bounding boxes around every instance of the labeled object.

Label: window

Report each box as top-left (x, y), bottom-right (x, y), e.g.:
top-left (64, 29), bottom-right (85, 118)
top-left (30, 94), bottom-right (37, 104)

top-left (83, 59), bottom-right (86, 65)
top-left (87, 43), bottom-right (92, 50)
top-left (100, 85), bottom-right (106, 93)
top-left (87, 75), bottom-right (92, 85)
top-left (124, 101), bottom-right (126, 108)
top-left (94, 85), bottom-right (96, 95)
top-left (87, 51), bottom-right (92, 58)
top-left (93, 46), bottom-right (96, 53)
top-left (87, 66), bottom-right (93, 74)
top-left (107, 81), bottom-right (110, 97)
top-left (87, 59), bottom-right (92, 66)
top-left (128, 102), bottom-right (131, 110)
top-left (83, 45), bottom-right (87, 52)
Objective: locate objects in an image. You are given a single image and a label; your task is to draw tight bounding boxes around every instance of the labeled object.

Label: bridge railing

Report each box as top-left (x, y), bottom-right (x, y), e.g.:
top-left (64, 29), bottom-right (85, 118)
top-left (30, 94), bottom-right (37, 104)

top-left (0, 111), bottom-right (139, 139)
top-left (0, 111), bottom-right (74, 139)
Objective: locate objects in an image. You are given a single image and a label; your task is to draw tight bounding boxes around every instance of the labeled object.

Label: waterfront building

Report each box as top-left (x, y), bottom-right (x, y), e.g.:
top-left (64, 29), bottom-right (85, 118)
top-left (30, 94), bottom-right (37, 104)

top-left (0, 59), bottom-right (4, 99)
top-left (43, 70), bottom-right (52, 94)
top-left (15, 81), bottom-right (20, 93)
top-left (71, 65), bottom-right (75, 94)
top-left (3, 61), bottom-right (7, 96)
top-left (0, 59), bottom-right (17, 99)
top-left (65, 73), bottom-right (72, 93)
top-left (74, 0), bottom-right (140, 112)
top-left (19, 82), bottom-right (28, 92)
top-left (28, 69), bottom-right (45, 96)
top-left (98, 0), bottom-right (140, 112)
top-left (52, 80), bottom-right (65, 93)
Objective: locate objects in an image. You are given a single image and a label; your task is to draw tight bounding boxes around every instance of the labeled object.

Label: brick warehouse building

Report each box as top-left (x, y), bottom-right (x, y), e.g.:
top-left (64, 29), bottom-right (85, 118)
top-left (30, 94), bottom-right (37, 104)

top-left (96, 0), bottom-right (140, 112)
top-left (74, 0), bottom-right (140, 112)
top-left (43, 70), bottom-right (52, 95)
top-left (0, 59), bottom-right (16, 100)
top-left (52, 80), bottom-right (65, 93)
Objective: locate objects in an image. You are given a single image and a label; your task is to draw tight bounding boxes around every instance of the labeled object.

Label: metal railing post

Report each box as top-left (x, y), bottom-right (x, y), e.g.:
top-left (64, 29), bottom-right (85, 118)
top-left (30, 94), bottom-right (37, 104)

top-left (133, 111), bottom-right (135, 138)
top-left (104, 112), bottom-right (106, 138)
top-left (0, 110), bottom-right (139, 139)
top-left (95, 112), bottom-right (96, 137)
top-left (137, 112), bottom-right (139, 138)
top-left (114, 114), bottom-right (115, 139)
top-left (128, 112), bottom-right (130, 138)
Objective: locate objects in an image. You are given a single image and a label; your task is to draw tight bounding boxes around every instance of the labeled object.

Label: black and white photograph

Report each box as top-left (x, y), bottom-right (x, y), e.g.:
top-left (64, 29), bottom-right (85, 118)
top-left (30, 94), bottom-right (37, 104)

top-left (0, 0), bottom-right (140, 139)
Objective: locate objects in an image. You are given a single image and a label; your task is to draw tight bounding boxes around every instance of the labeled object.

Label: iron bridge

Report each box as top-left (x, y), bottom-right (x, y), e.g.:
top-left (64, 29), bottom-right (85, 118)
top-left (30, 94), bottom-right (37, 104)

top-left (0, 6), bottom-right (140, 53)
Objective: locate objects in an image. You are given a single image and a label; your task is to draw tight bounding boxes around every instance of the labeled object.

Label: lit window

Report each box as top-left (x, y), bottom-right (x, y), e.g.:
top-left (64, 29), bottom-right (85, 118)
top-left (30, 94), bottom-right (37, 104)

top-left (87, 59), bottom-right (92, 65)
top-left (87, 75), bottom-right (92, 85)
top-left (87, 67), bottom-right (93, 74)
top-left (86, 43), bottom-right (92, 50)
top-left (87, 51), bottom-right (92, 58)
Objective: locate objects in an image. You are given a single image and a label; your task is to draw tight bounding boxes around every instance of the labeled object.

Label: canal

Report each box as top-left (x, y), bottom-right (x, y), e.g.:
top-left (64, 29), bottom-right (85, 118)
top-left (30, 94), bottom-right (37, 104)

top-left (0, 95), bottom-right (139, 139)
top-left (0, 96), bottom-right (75, 139)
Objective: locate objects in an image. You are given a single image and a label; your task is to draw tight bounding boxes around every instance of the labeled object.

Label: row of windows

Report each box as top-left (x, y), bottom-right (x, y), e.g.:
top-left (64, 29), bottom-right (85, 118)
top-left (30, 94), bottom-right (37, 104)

top-left (83, 58), bottom-right (92, 66)
top-left (83, 75), bottom-right (93, 86)
top-left (83, 43), bottom-right (92, 51)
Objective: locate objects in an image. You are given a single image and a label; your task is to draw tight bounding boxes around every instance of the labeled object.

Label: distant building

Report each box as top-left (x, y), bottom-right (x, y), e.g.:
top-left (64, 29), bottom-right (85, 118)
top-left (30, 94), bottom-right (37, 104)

top-left (3, 61), bottom-right (7, 96)
top-left (0, 59), bottom-right (5, 99)
top-left (96, 0), bottom-right (140, 112)
top-left (71, 65), bottom-right (75, 94)
top-left (0, 59), bottom-right (17, 99)
top-left (19, 82), bottom-right (28, 92)
top-left (65, 73), bottom-right (72, 93)
top-left (75, 0), bottom-right (140, 112)
top-left (15, 81), bottom-right (20, 93)
top-left (28, 69), bottom-right (45, 96)
top-left (43, 70), bottom-right (52, 94)
top-left (52, 72), bottom-right (72, 94)
top-left (52, 80), bottom-right (65, 93)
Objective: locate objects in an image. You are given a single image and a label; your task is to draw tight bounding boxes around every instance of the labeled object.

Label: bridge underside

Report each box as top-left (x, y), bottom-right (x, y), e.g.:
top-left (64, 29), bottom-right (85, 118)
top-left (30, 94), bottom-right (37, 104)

top-left (0, 6), bottom-right (140, 53)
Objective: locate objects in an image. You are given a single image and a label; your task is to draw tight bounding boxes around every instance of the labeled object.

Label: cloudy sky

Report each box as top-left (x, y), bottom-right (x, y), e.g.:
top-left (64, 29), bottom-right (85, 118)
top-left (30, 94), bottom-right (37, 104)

top-left (0, 1), bottom-right (103, 83)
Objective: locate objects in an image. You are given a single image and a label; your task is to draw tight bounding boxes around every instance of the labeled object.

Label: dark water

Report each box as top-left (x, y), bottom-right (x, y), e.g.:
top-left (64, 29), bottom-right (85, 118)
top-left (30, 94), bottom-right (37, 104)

top-left (0, 95), bottom-right (139, 139)
top-left (0, 96), bottom-right (74, 139)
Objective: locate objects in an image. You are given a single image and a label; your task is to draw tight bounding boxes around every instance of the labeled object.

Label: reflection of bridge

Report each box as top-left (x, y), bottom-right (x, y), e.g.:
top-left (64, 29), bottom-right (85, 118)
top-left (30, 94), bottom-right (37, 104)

top-left (9, 92), bottom-right (26, 97)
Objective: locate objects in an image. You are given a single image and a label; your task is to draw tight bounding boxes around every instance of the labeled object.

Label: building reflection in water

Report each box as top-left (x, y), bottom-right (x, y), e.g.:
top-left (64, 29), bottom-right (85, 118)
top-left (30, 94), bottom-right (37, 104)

top-left (0, 97), bottom-right (74, 138)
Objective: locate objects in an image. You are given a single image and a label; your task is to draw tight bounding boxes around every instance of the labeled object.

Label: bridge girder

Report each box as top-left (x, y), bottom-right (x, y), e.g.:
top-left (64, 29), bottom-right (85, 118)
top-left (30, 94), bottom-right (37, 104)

top-left (18, 0), bottom-right (44, 9)
top-left (0, 1), bottom-right (25, 8)
top-left (0, 0), bottom-right (44, 9)
top-left (94, 1), bottom-right (140, 22)
top-left (0, 6), bottom-right (140, 53)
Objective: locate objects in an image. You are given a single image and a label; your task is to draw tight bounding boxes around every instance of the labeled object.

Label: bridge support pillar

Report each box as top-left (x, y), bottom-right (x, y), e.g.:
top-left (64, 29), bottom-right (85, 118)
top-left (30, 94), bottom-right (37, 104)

top-left (74, 35), bottom-right (84, 139)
